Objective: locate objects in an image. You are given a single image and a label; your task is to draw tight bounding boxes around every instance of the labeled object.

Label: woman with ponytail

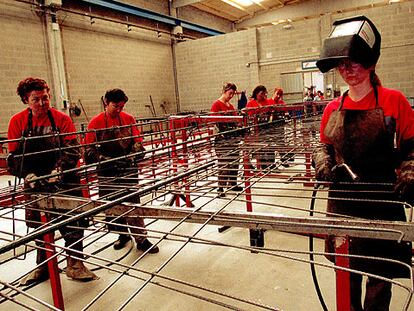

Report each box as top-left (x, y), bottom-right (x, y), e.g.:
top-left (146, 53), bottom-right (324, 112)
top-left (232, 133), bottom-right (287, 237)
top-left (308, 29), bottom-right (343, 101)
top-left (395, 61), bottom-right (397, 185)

top-left (313, 16), bottom-right (414, 310)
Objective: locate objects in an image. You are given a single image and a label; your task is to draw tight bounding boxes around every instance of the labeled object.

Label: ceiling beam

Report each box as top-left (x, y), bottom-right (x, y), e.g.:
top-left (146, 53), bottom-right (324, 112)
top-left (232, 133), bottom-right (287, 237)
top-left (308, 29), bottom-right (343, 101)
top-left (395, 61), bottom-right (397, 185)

top-left (172, 0), bottom-right (204, 9)
top-left (194, 2), bottom-right (242, 21)
top-left (251, 0), bottom-right (269, 10)
top-left (236, 0), bottom-right (391, 29)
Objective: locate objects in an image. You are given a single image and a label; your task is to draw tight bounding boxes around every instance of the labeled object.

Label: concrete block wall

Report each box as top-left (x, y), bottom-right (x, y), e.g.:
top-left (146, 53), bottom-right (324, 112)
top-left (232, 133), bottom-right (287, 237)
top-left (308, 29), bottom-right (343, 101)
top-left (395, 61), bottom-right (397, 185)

top-left (0, 0), bottom-right (234, 132)
top-left (176, 2), bottom-right (414, 109)
top-left (178, 5), bottom-right (233, 34)
top-left (176, 29), bottom-right (259, 112)
top-left (0, 1), bottom-right (51, 134)
top-left (61, 16), bottom-right (176, 126)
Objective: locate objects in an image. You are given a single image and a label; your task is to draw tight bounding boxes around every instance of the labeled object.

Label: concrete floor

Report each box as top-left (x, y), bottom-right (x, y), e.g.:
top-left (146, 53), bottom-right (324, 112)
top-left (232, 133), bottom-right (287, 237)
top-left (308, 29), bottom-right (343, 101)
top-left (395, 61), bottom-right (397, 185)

top-left (0, 166), bottom-right (413, 311)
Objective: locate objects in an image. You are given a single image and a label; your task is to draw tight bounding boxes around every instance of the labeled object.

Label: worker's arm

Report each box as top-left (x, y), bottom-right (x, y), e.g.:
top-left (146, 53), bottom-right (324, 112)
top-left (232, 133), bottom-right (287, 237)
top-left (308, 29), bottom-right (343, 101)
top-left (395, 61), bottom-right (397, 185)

top-left (312, 144), bottom-right (335, 181)
top-left (395, 137), bottom-right (414, 203)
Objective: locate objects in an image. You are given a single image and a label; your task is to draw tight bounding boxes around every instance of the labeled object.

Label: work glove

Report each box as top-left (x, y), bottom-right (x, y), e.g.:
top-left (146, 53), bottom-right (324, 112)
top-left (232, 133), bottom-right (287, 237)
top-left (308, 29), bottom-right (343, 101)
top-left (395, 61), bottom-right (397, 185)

top-left (395, 160), bottom-right (414, 203)
top-left (131, 142), bottom-right (146, 162)
top-left (47, 168), bottom-right (61, 184)
top-left (24, 173), bottom-right (39, 189)
top-left (312, 144), bottom-right (335, 181)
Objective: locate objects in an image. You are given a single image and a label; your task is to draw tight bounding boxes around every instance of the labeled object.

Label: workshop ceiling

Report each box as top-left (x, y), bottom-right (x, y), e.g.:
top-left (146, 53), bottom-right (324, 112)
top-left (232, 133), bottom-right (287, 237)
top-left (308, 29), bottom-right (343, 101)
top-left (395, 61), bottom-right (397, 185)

top-left (174, 0), bottom-right (309, 24)
top-left (173, 0), bottom-right (405, 30)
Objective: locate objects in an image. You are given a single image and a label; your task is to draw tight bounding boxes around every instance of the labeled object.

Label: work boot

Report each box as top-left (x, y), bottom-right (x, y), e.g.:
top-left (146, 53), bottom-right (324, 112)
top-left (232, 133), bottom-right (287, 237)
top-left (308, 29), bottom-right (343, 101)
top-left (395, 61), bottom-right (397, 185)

top-left (228, 184), bottom-right (243, 192)
top-left (66, 257), bottom-right (97, 282)
top-left (113, 234), bottom-right (132, 250)
top-left (217, 187), bottom-right (225, 198)
top-left (137, 239), bottom-right (159, 254)
top-left (19, 266), bottom-right (49, 286)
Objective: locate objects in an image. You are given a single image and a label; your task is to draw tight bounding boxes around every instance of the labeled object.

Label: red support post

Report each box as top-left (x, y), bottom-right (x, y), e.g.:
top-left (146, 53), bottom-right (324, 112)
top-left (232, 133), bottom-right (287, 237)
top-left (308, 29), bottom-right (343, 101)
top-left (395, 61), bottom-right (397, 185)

top-left (335, 236), bottom-right (351, 311)
top-left (243, 150), bottom-right (253, 212)
top-left (41, 213), bottom-right (65, 310)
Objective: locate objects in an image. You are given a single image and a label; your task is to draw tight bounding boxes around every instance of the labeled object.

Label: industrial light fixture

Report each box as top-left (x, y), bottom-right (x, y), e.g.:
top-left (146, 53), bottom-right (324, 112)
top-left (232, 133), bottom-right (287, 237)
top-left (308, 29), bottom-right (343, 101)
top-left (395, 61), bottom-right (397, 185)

top-left (222, 0), bottom-right (263, 8)
top-left (388, 0), bottom-right (400, 3)
top-left (271, 18), bottom-right (292, 25)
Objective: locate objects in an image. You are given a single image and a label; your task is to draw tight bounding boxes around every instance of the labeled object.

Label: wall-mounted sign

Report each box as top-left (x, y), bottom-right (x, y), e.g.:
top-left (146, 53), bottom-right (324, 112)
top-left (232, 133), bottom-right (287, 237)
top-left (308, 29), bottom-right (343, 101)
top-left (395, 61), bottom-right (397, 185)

top-left (301, 60), bottom-right (318, 70)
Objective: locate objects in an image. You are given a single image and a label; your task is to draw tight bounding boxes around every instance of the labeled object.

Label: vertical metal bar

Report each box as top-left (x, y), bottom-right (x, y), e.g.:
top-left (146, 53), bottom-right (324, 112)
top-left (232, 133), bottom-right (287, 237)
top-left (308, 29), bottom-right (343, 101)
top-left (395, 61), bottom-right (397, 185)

top-left (335, 236), bottom-right (351, 311)
top-left (169, 118), bottom-right (180, 207)
top-left (41, 213), bottom-right (65, 310)
top-left (243, 150), bottom-right (253, 213)
top-left (181, 127), bottom-right (191, 207)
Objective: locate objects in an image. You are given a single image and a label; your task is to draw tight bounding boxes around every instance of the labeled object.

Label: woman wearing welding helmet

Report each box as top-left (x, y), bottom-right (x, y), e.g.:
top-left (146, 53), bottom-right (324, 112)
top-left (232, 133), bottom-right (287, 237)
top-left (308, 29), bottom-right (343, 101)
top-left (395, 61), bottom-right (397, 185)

top-left (313, 16), bottom-right (414, 310)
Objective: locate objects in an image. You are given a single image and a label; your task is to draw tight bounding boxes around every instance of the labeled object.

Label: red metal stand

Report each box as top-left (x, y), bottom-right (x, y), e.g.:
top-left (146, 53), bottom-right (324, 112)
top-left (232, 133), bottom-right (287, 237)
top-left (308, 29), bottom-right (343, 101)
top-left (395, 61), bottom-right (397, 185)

top-left (335, 236), bottom-right (351, 311)
top-left (40, 212), bottom-right (65, 310)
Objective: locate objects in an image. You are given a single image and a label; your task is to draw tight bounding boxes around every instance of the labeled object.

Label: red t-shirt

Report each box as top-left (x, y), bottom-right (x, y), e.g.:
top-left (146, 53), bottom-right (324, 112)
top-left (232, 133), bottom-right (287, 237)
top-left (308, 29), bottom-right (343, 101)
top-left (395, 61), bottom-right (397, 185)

top-left (85, 111), bottom-right (142, 144)
top-left (8, 108), bottom-right (76, 152)
top-left (320, 87), bottom-right (414, 147)
top-left (211, 99), bottom-right (237, 115)
top-left (268, 98), bottom-right (285, 105)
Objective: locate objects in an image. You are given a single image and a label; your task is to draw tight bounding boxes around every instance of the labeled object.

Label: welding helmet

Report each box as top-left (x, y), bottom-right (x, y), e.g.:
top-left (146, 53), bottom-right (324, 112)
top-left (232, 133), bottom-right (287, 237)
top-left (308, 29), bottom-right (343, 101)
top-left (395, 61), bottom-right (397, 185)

top-left (316, 15), bottom-right (381, 73)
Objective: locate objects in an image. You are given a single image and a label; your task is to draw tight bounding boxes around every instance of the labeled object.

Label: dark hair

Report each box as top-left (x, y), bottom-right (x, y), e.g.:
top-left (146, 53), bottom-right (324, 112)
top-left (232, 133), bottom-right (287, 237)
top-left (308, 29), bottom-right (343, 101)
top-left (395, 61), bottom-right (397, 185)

top-left (222, 82), bottom-right (237, 93)
top-left (369, 71), bottom-right (382, 87)
top-left (17, 77), bottom-right (50, 104)
top-left (252, 85), bottom-right (267, 100)
top-left (104, 88), bottom-right (128, 104)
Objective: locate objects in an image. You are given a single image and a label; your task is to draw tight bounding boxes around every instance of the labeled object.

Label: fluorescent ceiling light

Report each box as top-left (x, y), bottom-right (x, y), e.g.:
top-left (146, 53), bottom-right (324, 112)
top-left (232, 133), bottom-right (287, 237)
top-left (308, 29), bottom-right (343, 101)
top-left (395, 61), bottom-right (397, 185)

top-left (232, 0), bottom-right (261, 6)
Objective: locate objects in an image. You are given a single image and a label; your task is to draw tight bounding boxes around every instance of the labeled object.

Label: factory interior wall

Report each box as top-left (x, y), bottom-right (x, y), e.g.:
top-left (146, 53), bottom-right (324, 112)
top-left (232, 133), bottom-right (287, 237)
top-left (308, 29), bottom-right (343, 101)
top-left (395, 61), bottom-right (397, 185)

top-left (60, 17), bottom-right (176, 126)
top-left (0, 1), bottom-right (51, 133)
top-left (0, 0), bottom-right (233, 132)
top-left (176, 1), bottom-right (414, 110)
top-left (0, 0), bottom-right (413, 131)
top-left (175, 28), bottom-right (259, 113)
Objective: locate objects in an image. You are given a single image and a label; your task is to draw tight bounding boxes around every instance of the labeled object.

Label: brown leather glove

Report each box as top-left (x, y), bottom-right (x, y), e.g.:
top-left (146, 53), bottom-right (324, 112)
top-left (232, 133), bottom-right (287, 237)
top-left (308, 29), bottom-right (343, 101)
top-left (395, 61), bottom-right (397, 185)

top-left (395, 160), bottom-right (414, 203)
top-left (395, 138), bottom-right (414, 203)
top-left (312, 144), bottom-right (335, 181)
top-left (132, 142), bottom-right (146, 162)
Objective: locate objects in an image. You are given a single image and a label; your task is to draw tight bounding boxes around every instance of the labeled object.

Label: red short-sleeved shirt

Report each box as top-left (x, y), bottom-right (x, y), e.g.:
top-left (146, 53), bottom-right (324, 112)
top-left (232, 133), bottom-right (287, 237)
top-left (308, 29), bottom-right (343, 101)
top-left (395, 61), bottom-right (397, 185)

top-left (320, 87), bottom-right (414, 147)
top-left (8, 108), bottom-right (76, 152)
top-left (85, 111), bottom-right (142, 144)
top-left (211, 99), bottom-right (237, 115)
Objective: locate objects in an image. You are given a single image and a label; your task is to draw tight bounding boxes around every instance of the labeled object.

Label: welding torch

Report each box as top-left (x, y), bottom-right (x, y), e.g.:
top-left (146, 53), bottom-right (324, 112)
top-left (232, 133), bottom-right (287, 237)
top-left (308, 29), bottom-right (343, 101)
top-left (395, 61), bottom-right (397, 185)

top-left (331, 163), bottom-right (359, 182)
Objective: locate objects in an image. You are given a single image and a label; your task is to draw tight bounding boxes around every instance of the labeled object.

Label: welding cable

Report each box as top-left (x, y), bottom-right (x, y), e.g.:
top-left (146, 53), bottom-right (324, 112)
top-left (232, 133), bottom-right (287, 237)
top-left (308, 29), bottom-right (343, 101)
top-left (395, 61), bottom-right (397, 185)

top-left (309, 183), bottom-right (328, 311)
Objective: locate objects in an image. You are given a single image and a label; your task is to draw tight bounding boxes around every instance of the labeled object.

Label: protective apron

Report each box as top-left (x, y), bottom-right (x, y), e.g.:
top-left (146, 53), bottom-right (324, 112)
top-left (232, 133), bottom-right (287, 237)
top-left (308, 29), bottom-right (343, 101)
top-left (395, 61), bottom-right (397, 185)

top-left (324, 90), bottom-right (412, 279)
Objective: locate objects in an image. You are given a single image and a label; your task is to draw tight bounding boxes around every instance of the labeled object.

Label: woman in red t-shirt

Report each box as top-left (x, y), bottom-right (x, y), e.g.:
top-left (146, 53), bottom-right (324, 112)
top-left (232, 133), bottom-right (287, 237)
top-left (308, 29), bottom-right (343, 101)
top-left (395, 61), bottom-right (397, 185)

top-left (313, 15), bottom-right (414, 310)
top-left (211, 82), bottom-right (243, 197)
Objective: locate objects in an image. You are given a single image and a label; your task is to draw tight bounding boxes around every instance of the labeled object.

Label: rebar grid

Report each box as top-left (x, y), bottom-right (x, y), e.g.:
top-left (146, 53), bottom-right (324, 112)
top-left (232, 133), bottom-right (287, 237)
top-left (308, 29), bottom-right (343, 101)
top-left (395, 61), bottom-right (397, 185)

top-left (0, 110), bottom-right (413, 310)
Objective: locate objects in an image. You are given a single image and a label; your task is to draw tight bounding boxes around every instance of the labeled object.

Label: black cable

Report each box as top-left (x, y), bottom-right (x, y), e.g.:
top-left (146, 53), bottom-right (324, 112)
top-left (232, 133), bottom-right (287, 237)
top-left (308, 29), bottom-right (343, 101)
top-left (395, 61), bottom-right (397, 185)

top-left (309, 184), bottom-right (329, 311)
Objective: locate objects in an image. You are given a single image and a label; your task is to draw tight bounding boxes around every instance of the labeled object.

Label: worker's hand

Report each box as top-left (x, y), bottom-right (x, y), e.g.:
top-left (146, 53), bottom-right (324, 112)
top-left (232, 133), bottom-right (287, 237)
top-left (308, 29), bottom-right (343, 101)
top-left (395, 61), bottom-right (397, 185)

top-left (98, 154), bottom-right (112, 162)
top-left (395, 160), bottom-right (414, 203)
top-left (312, 144), bottom-right (335, 181)
top-left (132, 142), bottom-right (146, 162)
top-left (47, 168), bottom-right (61, 184)
top-left (24, 173), bottom-right (38, 189)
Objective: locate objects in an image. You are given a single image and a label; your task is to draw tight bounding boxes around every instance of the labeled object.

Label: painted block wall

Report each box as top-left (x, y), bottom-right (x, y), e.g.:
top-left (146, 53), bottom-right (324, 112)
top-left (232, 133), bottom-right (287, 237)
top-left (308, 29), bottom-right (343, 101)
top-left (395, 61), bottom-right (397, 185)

top-left (61, 16), bottom-right (176, 126)
top-left (0, 1), bottom-right (51, 134)
top-left (176, 2), bottom-right (414, 111)
top-left (0, 0), bottom-right (233, 132)
top-left (176, 28), bottom-right (259, 113)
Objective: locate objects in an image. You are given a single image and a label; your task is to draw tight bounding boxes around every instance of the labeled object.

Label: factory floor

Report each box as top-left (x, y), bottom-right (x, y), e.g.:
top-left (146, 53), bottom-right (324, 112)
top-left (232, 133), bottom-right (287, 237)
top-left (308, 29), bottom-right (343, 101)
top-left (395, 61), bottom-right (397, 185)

top-left (0, 165), bottom-right (413, 311)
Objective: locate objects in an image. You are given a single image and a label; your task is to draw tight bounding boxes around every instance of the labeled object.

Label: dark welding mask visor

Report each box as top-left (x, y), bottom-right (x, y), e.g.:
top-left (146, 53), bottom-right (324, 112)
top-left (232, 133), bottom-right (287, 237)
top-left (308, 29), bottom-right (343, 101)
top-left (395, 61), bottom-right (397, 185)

top-left (316, 16), bottom-right (381, 73)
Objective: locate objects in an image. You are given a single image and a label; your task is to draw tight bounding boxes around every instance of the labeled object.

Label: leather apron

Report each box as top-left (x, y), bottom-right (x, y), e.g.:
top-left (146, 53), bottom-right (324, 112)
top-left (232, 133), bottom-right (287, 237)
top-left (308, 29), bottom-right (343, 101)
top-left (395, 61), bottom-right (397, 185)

top-left (324, 89), bottom-right (411, 279)
top-left (96, 113), bottom-right (135, 178)
top-left (15, 110), bottom-right (61, 227)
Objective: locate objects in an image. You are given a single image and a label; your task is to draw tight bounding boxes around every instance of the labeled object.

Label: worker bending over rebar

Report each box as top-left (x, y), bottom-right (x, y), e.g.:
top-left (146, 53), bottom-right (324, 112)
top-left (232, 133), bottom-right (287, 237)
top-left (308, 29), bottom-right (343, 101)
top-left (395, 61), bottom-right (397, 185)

top-left (84, 88), bottom-right (159, 253)
top-left (7, 77), bottom-right (97, 285)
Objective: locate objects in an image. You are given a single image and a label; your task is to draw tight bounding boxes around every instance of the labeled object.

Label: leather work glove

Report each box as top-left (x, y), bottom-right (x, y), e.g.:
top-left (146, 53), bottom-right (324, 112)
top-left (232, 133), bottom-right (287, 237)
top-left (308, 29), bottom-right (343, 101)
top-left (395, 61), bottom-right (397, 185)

top-left (312, 144), bottom-right (335, 181)
top-left (132, 142), bottom-right (146, 162)
top-left (24, 173), bottom-right (38, 189)
top-left (47, 168), bottom-right (61, 184)
top-left (395, 160), bottom-right (414, 203)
